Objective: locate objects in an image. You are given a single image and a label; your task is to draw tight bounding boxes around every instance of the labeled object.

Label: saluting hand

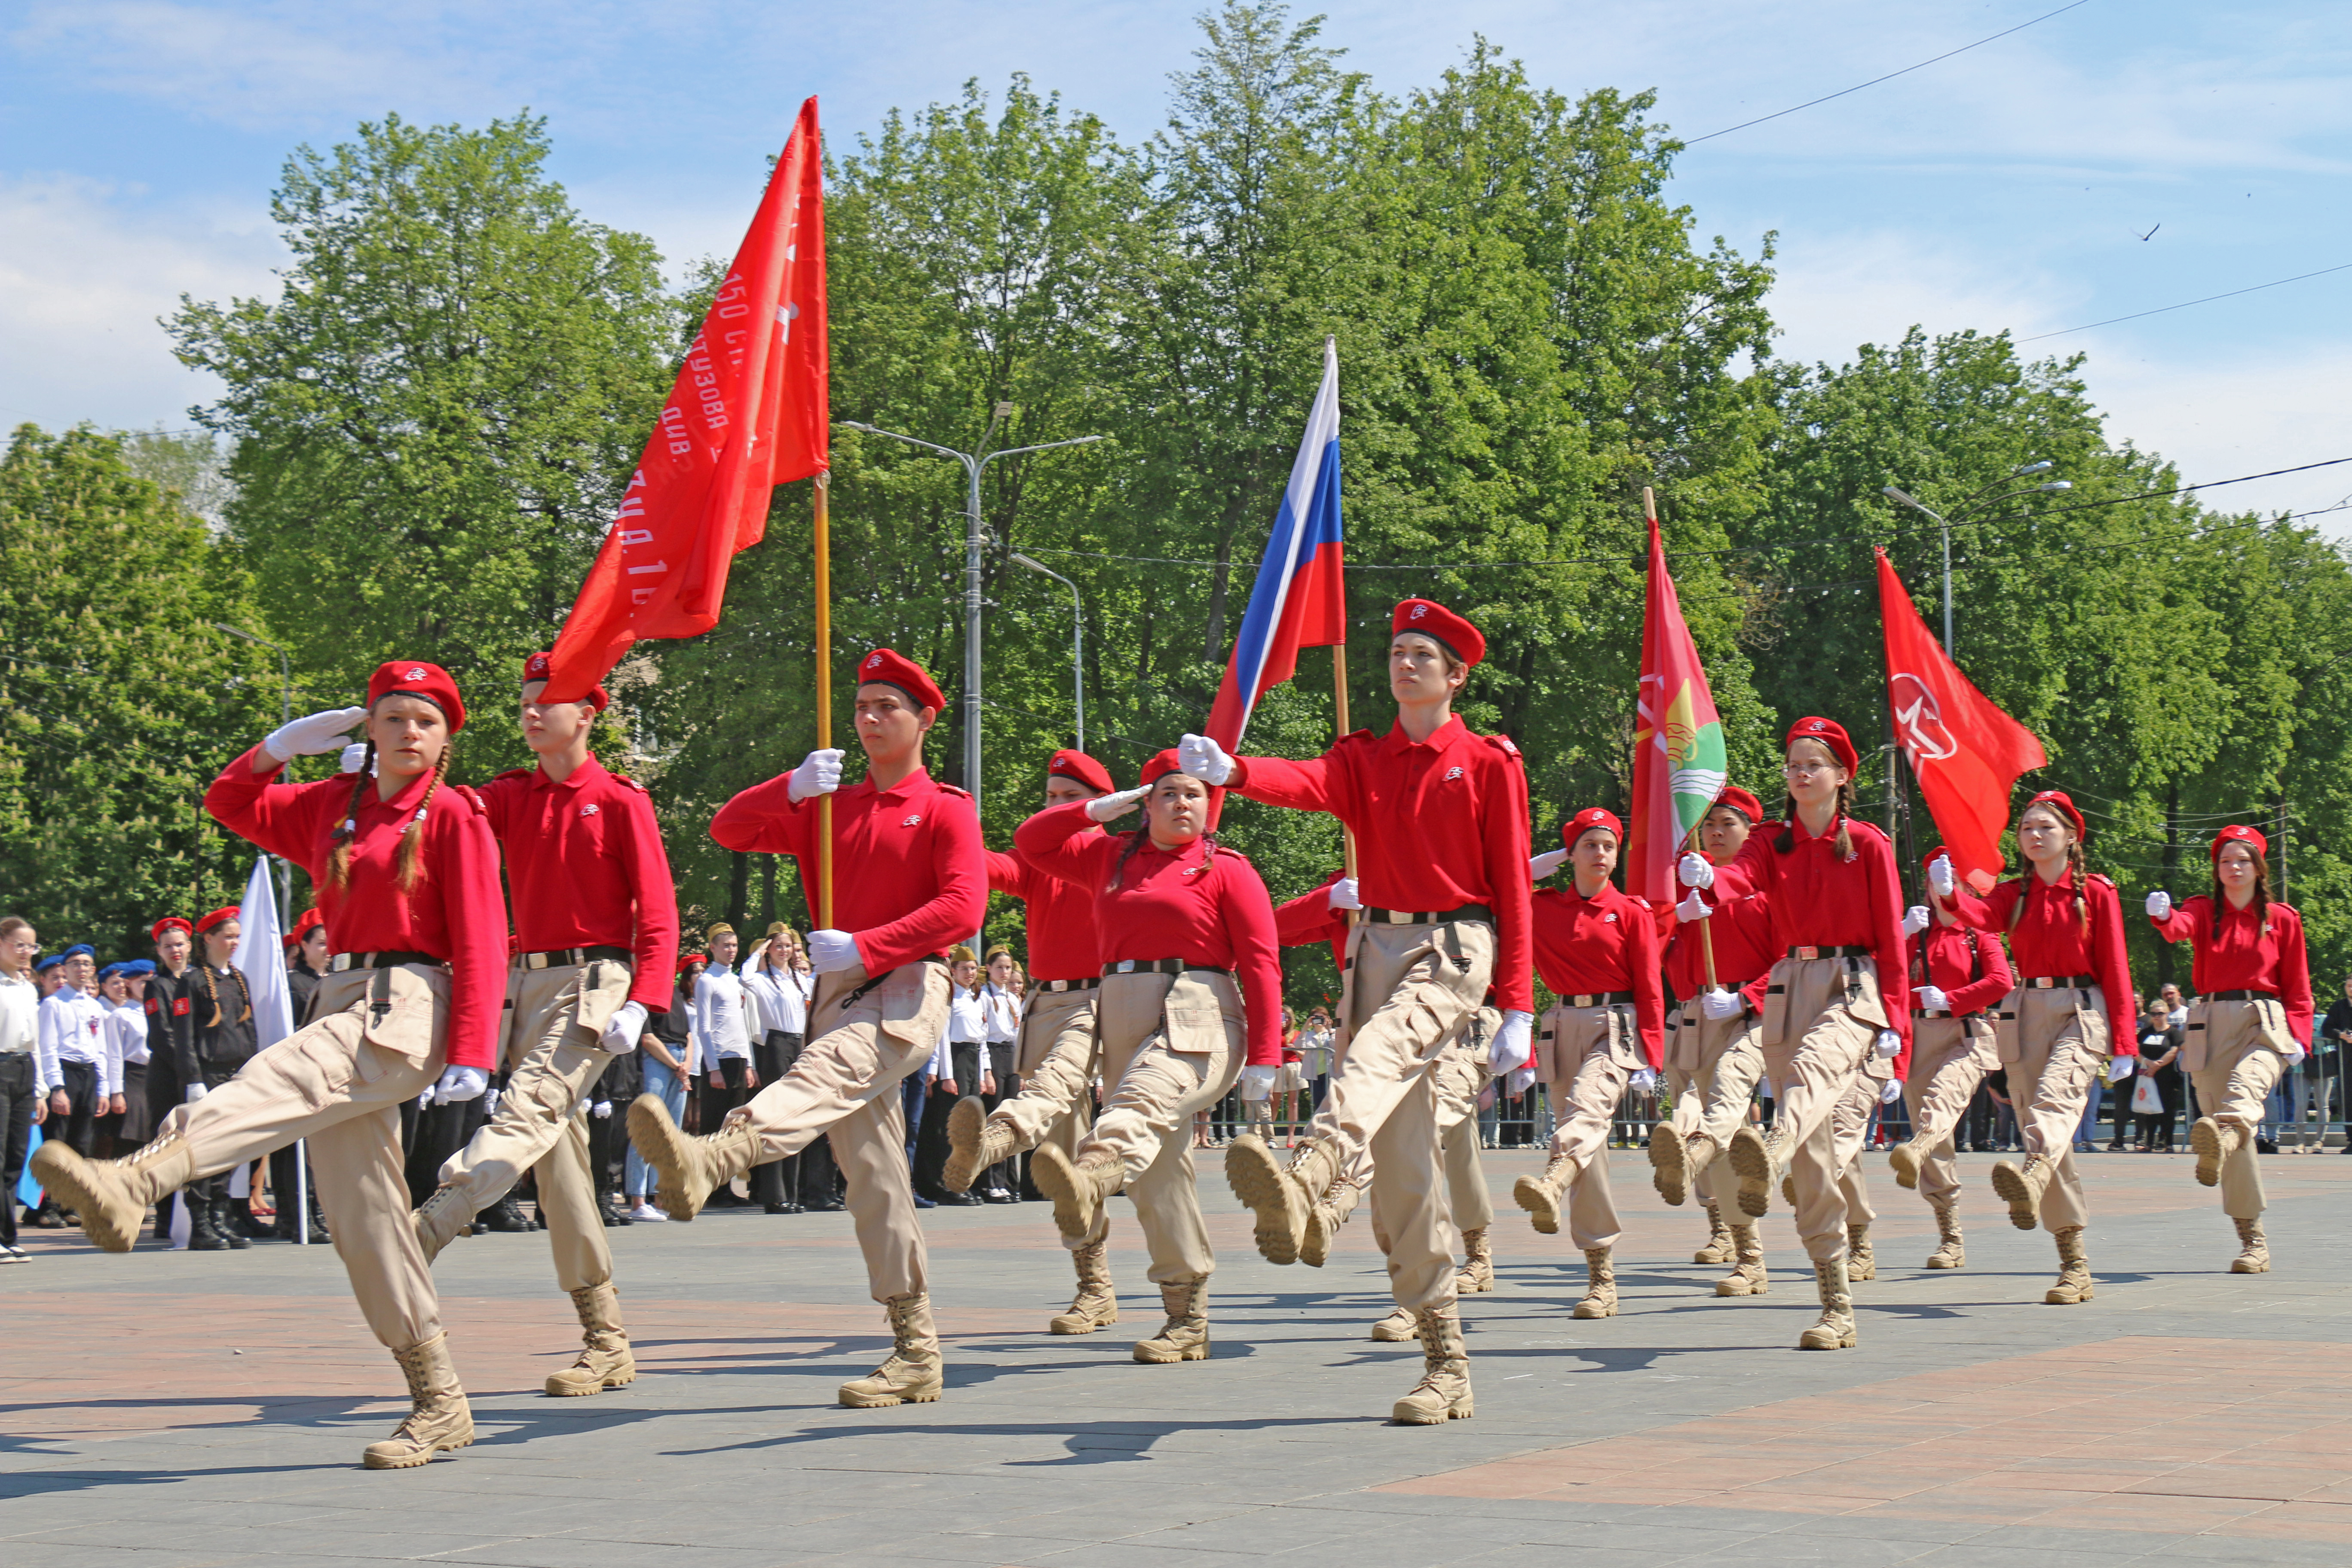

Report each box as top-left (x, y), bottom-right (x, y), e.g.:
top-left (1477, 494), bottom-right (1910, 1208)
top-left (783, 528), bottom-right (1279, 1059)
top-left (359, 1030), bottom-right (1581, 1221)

top-left (1528, 848), bottom-right (1569, 881)
top-left (787, 748), bottom-right (846, 803)
top-left (263, 706), bottom-right (370, 763)
top-left (1176, 733), bottom-right (1235, 786)
top-left (1084, 787), bottom-right (1147, 823)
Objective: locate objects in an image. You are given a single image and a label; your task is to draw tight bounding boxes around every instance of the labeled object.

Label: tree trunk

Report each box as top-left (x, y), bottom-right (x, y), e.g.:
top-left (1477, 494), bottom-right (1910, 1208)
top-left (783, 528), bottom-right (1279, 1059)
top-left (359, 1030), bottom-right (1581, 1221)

top-left (728, 850), bottom-right (751, 935)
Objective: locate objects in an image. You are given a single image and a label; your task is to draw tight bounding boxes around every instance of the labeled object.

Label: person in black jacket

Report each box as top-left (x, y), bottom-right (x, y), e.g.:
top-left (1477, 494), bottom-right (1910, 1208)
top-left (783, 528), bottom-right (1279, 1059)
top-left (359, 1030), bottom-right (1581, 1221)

top-left (2129, 998), bottom-right (2185, 1152)
top-left (182, 908), bottom-right (263, 1249)
top-left (268, 908), bottom-right (333, 1242)
top-left (2318, 977), bottom-right (2352, 1155)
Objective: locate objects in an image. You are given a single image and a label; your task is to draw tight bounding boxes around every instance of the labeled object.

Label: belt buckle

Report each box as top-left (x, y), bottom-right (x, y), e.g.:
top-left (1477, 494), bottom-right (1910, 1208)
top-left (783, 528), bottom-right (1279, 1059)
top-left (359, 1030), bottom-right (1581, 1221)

top-left (1385, 910), bottom-right (1411, 925)
top-left (1115, 960), bottom-right (1137, 974)
top-left (1795, 945), bottom-right (1820, 961)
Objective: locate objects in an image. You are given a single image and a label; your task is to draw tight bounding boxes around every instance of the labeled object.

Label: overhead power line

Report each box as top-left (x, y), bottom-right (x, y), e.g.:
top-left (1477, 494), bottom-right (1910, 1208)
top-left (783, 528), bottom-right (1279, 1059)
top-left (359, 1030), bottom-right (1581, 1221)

top-left (2018, 260), bottom-right (2352, 342)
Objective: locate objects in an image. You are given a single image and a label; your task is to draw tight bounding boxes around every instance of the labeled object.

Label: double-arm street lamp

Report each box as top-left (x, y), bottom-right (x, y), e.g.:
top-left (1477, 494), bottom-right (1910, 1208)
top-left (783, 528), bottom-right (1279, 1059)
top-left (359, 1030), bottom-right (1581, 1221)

top-left (1883, 462), bottom-right (2072, 655)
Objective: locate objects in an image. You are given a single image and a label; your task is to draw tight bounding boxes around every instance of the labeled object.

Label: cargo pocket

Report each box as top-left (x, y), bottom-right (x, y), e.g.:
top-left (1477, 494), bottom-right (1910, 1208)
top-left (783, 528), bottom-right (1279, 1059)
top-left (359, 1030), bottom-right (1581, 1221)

top-left (1846, 959), bottom-right (1890, 1032)
top-left (568, 960), bottom-right (634, 1049)
top-left (874, 962), bottom-right (939, 1048)
top-left (2182, 998), bottom-right (2210, 1072)
top-left (1994, 990), bottom-right (2023, 1065)
top-left (1761, 962), bottom-right (1791, 1051)
top-left (1161, 973), bottom-right (1237, 1059)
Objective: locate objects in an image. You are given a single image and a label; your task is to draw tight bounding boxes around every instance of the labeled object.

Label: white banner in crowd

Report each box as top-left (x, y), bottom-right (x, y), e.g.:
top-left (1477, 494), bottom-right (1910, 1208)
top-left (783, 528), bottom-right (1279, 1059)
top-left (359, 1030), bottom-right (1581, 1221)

top-left (232, 855), bottom-right (310, 1245)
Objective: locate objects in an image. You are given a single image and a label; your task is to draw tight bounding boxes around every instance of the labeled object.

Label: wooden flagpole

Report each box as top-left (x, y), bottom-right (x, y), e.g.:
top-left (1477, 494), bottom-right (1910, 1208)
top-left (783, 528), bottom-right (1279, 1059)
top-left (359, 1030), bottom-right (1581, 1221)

top-left (815, 472), bottom-right (834, 929)
top-left (1645, 484), bottom-right (1716, 990)
top-left (1333, 645), bottom-right (1359, 885)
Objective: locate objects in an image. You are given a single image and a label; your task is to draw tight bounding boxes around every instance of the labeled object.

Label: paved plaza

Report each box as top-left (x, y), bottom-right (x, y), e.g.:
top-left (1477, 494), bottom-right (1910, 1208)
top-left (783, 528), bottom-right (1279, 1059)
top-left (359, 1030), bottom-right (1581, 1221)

top-left (6, 1146), bottom-right (2351, 1568)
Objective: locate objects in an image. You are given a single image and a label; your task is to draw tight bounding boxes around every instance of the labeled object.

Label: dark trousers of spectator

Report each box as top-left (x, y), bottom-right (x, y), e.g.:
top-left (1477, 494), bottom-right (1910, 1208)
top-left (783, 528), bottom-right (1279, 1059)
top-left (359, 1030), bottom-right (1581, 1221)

top-left (699, 1058), bottom-right (756, 1204)
top-left (979, 1043), bottom-right (1020, 1195)
top-left (187, 1058), bottom-right (255, 1207)
top-left (36, 1060), bottom-right (103, 1220)
top-left (1961, 1083), bottom-right (2002, 1151)
top-left (404, 1092), bottom-right (490, 1208)
top-left (912, 1042), bottom-right (980, 1199)
top-left (2110, 1073), bottom-right (2137, 1146)
top-left (750, 1032), bottom-right (806, 1207)
top-left (0, 1053), bottom-right (33, 1245)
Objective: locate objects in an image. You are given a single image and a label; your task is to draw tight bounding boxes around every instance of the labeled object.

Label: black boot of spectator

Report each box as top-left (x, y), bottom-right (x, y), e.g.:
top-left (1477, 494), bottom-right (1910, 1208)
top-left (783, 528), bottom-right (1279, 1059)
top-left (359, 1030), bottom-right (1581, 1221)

top-left (215, 1197), bottom-right (253, 1250)
top-left (189, 1197), bottom-right (229, 1251)
top-left (481, 1196), bottom-right (537, 1233)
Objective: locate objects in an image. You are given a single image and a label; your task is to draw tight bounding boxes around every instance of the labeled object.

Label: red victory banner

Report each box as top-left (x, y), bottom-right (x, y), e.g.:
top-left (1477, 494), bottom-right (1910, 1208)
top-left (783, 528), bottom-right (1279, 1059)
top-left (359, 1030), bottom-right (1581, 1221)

top-left (1876, 548), bottom-right (2047, 893)
top-left (539, 97), bottom-right (829, 702)
top-left (1627, 492), bottom-right (1728, 908)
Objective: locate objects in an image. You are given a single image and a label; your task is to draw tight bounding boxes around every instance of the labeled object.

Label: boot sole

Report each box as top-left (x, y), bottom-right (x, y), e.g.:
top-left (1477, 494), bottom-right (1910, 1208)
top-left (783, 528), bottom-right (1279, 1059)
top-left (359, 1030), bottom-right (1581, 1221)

top-left (362, 1430), bottom-right (474, 1469)
top-left (1571, 1302), bottom-right (1617, 1319)
top-left (1925, 1253), bottom-right (1965, 1270)
top-left (28, 1144), bottom-right (141, 1254)
top-left (1029, 1144), bottom-right (1098, 1243)
top-left (1370, 1322), bottom-right (1418, 1342)
top-left (1648, 1121), bottom-right (1687, 1207)
top-left (1225, 1136), bottom-right (1305, 1265)
top-left (941, 1096), bottom-right (990, 1194)
top-left (1798, 1332), bottom-right (1858, 1350)
top-left (1133, 1342), bottom-right (1211, 1363)
top-left (1392, 1401), bottom-right (1474, 1424)
top-left (1049, 1314), bottom-right (1118, 1335)
top-left (626, 1095), bottom-right (707, 1223)
top-left (1887, 1142), bottom-right (1921, 1191)
top-left (2190, 1119), bottom-right (2225, 1187)
top-left (545, 1366), bottom-right (637, 1396)
top-left (2044, 1285), bottom-right (2095, 1304)
top-left (1727, 1128), bottom-right (1773, 1219)
top-left (838, 1388), bottom-right (941, 1407)
top-left (2231, 1259), bottom-right (2270, 1273)
top-left (1300, 1204), bottom-right (1335, 1268)
top-left (1454, 1271), bottom-right (1494, 1294)
top-left (1989, 1161), bottom-right (2040, 1231)
top-left (1693, 1244), bottom-right (1731, 1265)
top-left (1715, 1275), bottom-right (1767, 1296)
top-left (1511, 1174), bottom-right (1562, 1235)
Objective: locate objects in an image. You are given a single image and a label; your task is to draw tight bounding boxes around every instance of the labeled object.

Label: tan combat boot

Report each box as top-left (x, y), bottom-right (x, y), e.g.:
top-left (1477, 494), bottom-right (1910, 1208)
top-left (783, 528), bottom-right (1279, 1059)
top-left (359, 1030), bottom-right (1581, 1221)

top-left (1886, 1135), bottom-right (1929, 1191)
top-left (1648, 1119), bottom-right (1688, 1206)
top-left (545, 1282), bottom-right (636, 1396)
top-left (413, 1184), bottom-right (475, 1264)
top-left (2045, 1225), bottom-right (2094, 1304)
top-left (1990, 1154), bottom-right (2053, 1231)
top-left (943, 1096), bottom-right (1014, 1194)
top-left (1925, 1200), bottom-right (1966, 1269)
top-left (839, 1293), bottom-right (943, 1407)
top-left (1798, 1256), bottom-right (1857, 1350)
top-left (1050, 1238), bottom-right (1120, 1334)
top-left (1846, 1222), bottom-right (1877, 1282)
top-left (362, 1332), bottom-right (475, 1468)
top-left (2230, 1215), bottom-right (2271, 1274)
top-left (1455, 1225), bottom-right (1495, 1293)
top-left (1133, 1274), bottom-right (1210, 1363)
top-left (1371, 1306), bottom-right (1418, 1341)
top-left (1692, 1201), bottom-right (1732, 1266)
top-left (1512, 1153), bottom-right (1576, 1235)
top-left (1226, 1133), bottom-right (1336, 1266)
top-left (1390, 1305), bottom-right (1473, 1424)
top-left (1715, 1223), bottom-right (1769, 1296)
top-left (1302, 1179), bottom-right (1362, 1268)
top-left (30, 1133), bottom-right (195, 1254)
top-left (1572, 1247), bottom-right (1617, 1319)
top-left (1726, 1124), bottom-right (1779, 1219)
top-left (1031, 1143), bottom-right (1124, 1244)
top-left (626, 1094), bottom-right (759, 1222)
top-left (2191, 1117), bottom-right (2243, 1188)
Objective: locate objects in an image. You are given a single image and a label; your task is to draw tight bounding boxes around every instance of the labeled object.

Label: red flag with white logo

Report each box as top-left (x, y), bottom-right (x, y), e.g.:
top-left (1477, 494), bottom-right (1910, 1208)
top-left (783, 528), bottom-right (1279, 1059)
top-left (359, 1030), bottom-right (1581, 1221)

top-left (1876, 548), bottom-right (2046, 892)
top-left (539, 98), bottom-right (828, 701)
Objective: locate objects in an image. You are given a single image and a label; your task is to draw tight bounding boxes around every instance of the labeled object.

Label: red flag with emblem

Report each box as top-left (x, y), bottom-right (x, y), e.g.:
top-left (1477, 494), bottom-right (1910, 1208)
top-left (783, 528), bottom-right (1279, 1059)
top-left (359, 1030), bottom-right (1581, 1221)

top-left (1876, 548), bottom-right (2046, 893)
top-left (539, 98), bottom-right (828, 702)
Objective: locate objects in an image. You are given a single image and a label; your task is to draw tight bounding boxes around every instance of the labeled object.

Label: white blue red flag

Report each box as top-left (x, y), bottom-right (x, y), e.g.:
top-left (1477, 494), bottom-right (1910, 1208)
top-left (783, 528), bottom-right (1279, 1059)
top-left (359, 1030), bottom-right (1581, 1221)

top-left (1205, 338), bottom-right (1347, 748)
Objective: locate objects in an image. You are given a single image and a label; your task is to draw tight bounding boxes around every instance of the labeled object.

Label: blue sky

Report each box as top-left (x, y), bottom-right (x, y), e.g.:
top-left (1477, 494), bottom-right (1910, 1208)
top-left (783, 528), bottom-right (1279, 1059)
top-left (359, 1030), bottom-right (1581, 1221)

top-left (3, 0), bottom-right (2347, 520)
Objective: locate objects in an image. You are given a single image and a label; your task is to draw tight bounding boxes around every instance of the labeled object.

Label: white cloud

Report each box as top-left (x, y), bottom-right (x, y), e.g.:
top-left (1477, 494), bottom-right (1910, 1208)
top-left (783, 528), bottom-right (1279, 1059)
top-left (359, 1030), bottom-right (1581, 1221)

top-left (2084, 347), bottom-right (2352, 524)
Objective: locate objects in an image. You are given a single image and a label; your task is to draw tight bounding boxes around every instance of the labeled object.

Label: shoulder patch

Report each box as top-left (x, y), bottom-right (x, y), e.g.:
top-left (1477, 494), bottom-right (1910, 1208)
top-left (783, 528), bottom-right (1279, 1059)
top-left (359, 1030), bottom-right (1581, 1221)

top-left (448, 784), bottom-right (487, 813)
top-left (1485, 732), bottom-right (1520, 756)
top-left (613, 775), bottom-right (648, 793)
top-left (936, 783), bottom-right (973, 800)
top-left (492, 767), bottom-right (533, 782)
top-left (2087, 873), bottom-right (2117, 892)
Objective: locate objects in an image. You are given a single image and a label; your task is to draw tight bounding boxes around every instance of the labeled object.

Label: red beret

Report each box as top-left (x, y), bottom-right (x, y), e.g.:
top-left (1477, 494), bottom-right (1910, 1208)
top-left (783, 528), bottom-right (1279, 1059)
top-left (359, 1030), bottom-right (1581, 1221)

top-left (523, 652), bottom-right (608, 712)
top-left (677, 952), bottom-right (708, 976)
top-left (855, 648), bottom-right (945, 713)
top-left (2024, 789), bottom-right (2088, 842)
top-left (1561, 806), bottom-right (1623, 848)
top-left (1392, 599), bottom-right (1485, 667)
top-left (1047, 749), bottom-right (1115, 794)
top-left (367, 660), bottom-right (467, 735)
top-left (195, 905), bottom-right (240, 934)
top-left (1785, 716), bottom-right (1857, 775)
top-left (1141, 748), bottom-right (1225, 832)
top-left (150, 916), bottom-right (192, 942)
top-left (1713, 785), bottom-right (1765, 824)
top-left (2211, 823), bottom-right (2267, 864)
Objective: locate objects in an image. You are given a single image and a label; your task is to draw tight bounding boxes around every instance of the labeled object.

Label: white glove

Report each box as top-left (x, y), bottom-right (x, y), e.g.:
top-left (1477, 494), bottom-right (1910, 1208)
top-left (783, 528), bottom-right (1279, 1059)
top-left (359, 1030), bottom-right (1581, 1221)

top-left (338, 742), bottom-right (371, 775)
top-left (432, 1065), bottom-right (489, 1105)
top-left (185, 1082), bottom-right (209, 1104)
top-left (1488, 1010), bottom-right (1534, 1075)
top-left (1927, 854), bottom-right (1956, 897)
top-left (263, 706), bottom-right (369, 763)
top-left (1627, 1068), bottom-right (1659, 1094)
top-left (1507, 1064), bottom-right (1537, 1096)
top-left (2106, 1057), bottom-right (2134, 1084)
top-left (787, 748), bottom-right (845, 804)
top-left (2147, 890), bottom-right (2172, 919)
top-left (591, 1100), bottom-right (612, 1118)
top-left (1237, 1064), bottom-right (1279, 1097)
top-left (1700, 986), bottom-right (1743, 1021)
top-left (1675, 889), bottom-right (1712, 925)
top-left (1084, 786), bottom-right (1146, 823)
top-left (1880, 1078), bottom-right (1903, 1106)
top-left (1902, 905), bottom-right (1930, 937)
top-left (600, 1000), bottom-right (647, 1054)
top-left (807, 929), bottom-right (861, 974)
top-left (1917, 985), bottom-right (1950, 1013)
top-left (2286, 1043), bottom-right (2309, 1066)
top-left (1871, 1029), bottom-right (1902, 1060)
top-left (1176, 732), bottom-right (1235, 786)
top-left (1529, 848), bottom-right (1569, 881)
top-left (1326, 876), bottom-right (1361, 911)
top-left (1678, 851), bottom-right (1715, 889)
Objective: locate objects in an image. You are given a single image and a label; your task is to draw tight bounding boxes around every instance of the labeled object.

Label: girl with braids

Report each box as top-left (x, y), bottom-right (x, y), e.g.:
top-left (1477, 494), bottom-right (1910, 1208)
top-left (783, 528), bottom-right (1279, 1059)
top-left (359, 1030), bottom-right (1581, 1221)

top-left (1678, 717), bottom-right (1910, 1351)
top-left (1931, 789), bottom-right (2134, 1305)
top-left (1014, 749), bottom-right (1281, 1372)
top-left (2146, 824), bottom-right (2310, 1274)
top-left (34, 661), bottom-right (506, 1470)
top-left (181, 906), bottom-right (261, 1250)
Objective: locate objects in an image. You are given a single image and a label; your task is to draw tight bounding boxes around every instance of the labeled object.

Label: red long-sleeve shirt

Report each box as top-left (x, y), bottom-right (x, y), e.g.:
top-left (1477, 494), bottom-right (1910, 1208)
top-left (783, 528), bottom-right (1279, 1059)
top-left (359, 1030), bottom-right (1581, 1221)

top-left (1663, 888), bottom-right (1777, 1004)
top-left (2150, 895), bottom-right (2313, 1047)
top-left (1906, 920), bottom-right (2015, 1017)
top-left (1711, 815), bottom-right (1914, 1064)
top-left (1274, 871), bottom-right (1350, 968)
top-left (1227, 718), bottom-right (1534, 1014)
top-left (1529, 882), bottom-right (1665, 1069)
top-left (206, 747), bottom-right (507, 1071)
top-left (1014, 802), bottom-right (1284, 1066)
top-left (475, 757), bottom-right (680, 1012)
top-left (710, 767), bottom-right (985, 977)
top-left (1949, 869), bottom-right (2135, 1052)
top-left (985, 841), bottom-right (1105, 983)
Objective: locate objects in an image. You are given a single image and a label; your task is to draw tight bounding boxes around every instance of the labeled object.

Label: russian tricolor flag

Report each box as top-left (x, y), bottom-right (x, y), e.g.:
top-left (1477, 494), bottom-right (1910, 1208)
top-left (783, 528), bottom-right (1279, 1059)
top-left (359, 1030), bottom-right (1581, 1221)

top-left (1204, 338), bottom-right (1347, 749)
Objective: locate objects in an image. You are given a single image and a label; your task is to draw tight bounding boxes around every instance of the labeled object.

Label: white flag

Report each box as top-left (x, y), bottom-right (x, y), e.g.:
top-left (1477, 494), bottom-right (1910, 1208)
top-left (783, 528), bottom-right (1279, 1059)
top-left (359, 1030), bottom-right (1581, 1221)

top-left (231, 856), bottom-right (297, 1048)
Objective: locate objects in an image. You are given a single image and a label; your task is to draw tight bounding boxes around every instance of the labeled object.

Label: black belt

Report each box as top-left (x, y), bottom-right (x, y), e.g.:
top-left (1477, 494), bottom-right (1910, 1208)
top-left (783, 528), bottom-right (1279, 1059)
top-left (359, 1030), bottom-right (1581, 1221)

top-left (1103, 959), bottom-right (1231, 978)
top-left (2023, 974), bottom-right (2096, 990)
top-left (329, 951), bottom-right (437, 973)
top-left (1786, 945), bottom-right (1870, 961)
top-left (1363, 903), bottom-right (1493, 927)
top-left (1561, 991), bottom-right (1635, 1008)
top-left (518, 946), bottom-right (631, 970)
top-left (1913, 1009), bottom-right (1979, 1020)
top-left (1035, 977), bottom-right (1101, 993)
top-left (2208, 989), bottom-right (2278, 1002)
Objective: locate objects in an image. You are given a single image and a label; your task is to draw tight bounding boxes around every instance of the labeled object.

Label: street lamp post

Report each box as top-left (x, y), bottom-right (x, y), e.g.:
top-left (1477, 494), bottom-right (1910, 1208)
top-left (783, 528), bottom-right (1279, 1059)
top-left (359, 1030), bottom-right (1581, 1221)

top-left (1010, 553), bottom-right (1084, 753)
top-left (212, 622), bottom-right (291, 724)
top-left (839, 419), bottom-right (1106, 818)
top-left (1883, 462), bottom-right (2070, 656)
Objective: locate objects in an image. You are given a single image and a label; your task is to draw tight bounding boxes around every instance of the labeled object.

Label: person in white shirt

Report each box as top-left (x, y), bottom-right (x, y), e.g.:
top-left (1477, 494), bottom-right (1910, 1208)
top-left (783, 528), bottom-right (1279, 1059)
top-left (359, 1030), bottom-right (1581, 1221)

top-left (95, 963), bottom-right (144, 1155)
top-left (976, 949), bottom-right (1024, 1202)
top-left (915, 949), bottom-right (990, 1205)
top-left (691, 925), bottom-right (757, 1207)
top-left (741, 926), bottom-right (822, 1212)
top-left (31, 945), bottom-right (109, 1227)
top-left (0, 916), bottom-right (41, 1261)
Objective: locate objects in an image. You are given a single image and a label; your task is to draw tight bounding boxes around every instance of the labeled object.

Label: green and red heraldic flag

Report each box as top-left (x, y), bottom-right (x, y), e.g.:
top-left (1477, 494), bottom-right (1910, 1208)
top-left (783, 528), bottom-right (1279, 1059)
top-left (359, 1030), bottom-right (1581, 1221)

top-left (1628, 512), bottom-right (1727, 905)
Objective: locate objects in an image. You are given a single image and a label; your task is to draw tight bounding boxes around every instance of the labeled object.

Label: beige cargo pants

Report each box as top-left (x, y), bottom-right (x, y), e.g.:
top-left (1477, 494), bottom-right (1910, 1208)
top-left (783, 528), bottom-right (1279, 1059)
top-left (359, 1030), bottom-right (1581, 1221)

top-left (1367, 1020), bottom-right (1494, 1251)
top-left (987, 984), bottom-right (1100, 1250)
top-left (1996, 985), bottom-right (2110, 1234)
top-left (1900, 1014), bottom-right (2000, 1203)
top-left (1668, 998), bottom-right (1767, 1198)
top-left (2186, 997), bottom-right (2293, 1219)
top-left (1828, 1054), bottom-right (1896, 1226)
top-left (1761, 956), bottom-right (1883, 1262)
top-left (1532, 1002), bottom-right (1642, 1250)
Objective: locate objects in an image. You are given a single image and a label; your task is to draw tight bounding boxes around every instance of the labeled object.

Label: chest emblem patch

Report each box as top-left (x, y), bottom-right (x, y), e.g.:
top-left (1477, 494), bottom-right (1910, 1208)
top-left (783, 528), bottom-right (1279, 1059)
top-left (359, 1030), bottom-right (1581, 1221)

top-left (1444, 766), bottom-right (1465, 781)
top-left (580, 803), bottom-right (600, 817)
top-left (903, 814), bottom-right (923, 827)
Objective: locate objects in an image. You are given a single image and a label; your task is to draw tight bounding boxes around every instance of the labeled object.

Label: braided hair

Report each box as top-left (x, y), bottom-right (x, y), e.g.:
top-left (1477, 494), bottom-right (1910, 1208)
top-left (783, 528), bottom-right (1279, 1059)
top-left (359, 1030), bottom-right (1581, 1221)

top-left (2011, 803), bottom-right (2092, 938)
top-left (325, 725), bottom-right (450, 896)
top-left (197, 955), bottom-right (251, 1029)
top-left (1773, 779), bottom-right (1856, 861)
